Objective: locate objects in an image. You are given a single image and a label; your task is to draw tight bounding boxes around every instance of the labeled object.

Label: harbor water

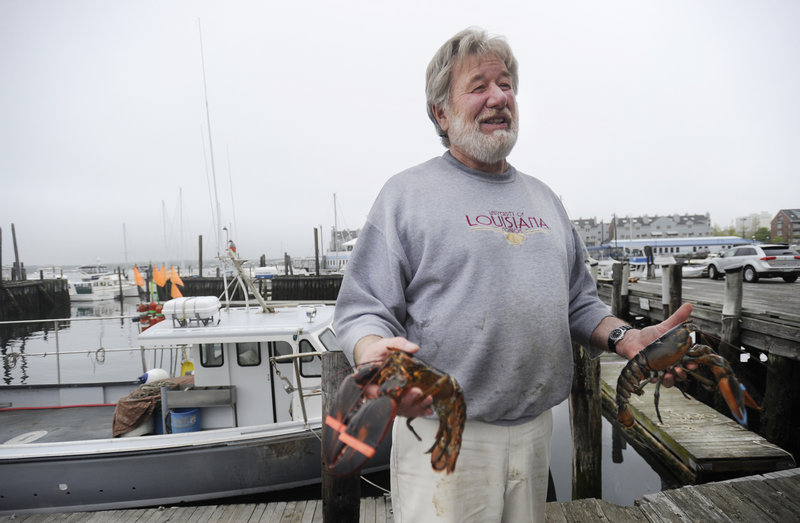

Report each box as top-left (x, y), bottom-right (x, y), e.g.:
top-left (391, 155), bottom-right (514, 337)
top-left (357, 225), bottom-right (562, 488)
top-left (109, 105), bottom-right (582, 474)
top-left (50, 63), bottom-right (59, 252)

top-left (0, 297), bottom-right (679, 506)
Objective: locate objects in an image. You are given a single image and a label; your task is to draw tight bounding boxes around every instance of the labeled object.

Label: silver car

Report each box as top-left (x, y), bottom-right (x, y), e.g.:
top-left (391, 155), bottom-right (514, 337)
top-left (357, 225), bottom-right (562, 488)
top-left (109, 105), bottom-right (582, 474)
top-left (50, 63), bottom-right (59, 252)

top-left (707, 244), bottom-right (800, 283)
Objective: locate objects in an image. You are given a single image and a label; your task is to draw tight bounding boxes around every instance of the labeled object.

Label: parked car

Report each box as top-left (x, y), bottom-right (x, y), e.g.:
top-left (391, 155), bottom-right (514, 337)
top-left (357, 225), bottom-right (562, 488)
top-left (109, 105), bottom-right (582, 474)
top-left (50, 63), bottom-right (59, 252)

top-left (707, 244), bottom-right (800, 283)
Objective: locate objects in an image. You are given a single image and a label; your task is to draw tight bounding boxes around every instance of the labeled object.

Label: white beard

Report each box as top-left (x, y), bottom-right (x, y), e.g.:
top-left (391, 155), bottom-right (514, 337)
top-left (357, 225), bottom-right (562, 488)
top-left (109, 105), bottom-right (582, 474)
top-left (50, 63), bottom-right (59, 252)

top-left (448, 109), bottom-right (519, 165)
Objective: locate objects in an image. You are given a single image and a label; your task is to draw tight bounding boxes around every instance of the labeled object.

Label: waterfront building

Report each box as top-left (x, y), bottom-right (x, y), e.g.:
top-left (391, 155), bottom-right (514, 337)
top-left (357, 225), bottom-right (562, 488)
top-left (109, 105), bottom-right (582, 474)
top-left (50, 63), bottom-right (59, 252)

top-left (572, 214), bottom-right (712, 247)
top-left (771, 209), bottom-right (800, 245)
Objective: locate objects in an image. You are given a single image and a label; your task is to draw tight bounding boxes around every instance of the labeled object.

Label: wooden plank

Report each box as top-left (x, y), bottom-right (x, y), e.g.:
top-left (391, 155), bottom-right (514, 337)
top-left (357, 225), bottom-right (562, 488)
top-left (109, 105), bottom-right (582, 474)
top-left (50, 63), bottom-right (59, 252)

top-left (186, 504), bottom-right (218, 523)
top-left (312, 498), bottom-right (324, 523)
top-left (279, 500), bottom-right (298, 522)
top-left (692, 482), bottom-right (777, 521)
top-left (727, 479), bottom-right (800, 520)
top-left (658, 486), bottom-right (731, 521)
top-left (762, 477), bottom-right (800, 513)
top-left (269, 501), bottom-right (288, 521)
top-left (229, 503), bottom-right (257, 522)
top-left (637, 490), bottom-right (693, 522)
top-left (379, 495), bottom-right (393, 523)
top-left (299, 499), bottom-right (319, 523)
top-left (559, 498), bottom-right (613, 522)
top-left (255, 502), bottom-right (280, 522)
top-left (544, 502), bottom-right (570, 523)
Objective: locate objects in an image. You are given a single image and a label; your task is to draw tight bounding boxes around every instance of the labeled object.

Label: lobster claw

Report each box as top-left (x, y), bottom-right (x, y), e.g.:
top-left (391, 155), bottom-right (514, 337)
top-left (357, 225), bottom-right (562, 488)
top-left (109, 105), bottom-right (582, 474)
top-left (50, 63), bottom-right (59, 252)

top-left (715, 374), bottom-right (760, 426)
top-left (324, 368), bottom-right (398, 476)
top-left (325, 393), bottom-right (397, 476)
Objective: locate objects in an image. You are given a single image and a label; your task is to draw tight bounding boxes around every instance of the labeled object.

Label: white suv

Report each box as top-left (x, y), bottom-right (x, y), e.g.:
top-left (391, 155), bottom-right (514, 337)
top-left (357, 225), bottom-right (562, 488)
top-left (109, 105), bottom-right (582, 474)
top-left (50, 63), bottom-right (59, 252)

top-left (707, 244), bottom-right (800, 283)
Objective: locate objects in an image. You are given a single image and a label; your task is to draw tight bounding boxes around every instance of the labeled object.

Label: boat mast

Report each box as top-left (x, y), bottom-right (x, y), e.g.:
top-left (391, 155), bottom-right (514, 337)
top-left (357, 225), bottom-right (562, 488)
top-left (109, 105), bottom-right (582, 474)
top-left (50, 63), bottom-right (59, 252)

top-left (333, 193), bottom-right (338, 254)
top-left (199, 19), bottom-right (223, 255)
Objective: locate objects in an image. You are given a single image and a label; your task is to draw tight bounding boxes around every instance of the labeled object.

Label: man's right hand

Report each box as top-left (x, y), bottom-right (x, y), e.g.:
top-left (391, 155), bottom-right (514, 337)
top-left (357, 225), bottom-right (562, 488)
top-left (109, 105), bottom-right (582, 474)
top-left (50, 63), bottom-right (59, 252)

top-left (353, 335), bottom-right (434, 419)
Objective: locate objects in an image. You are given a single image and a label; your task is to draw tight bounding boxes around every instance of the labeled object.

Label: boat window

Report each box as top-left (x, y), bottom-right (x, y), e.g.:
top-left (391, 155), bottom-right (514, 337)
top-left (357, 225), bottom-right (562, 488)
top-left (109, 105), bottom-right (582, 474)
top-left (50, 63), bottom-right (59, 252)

top-left (237, 342), bottom-right (261, 366)
top-left (319, 328), bottom-right (342, 352)
top-left (299, 339), bottom-right (321, 377)
top-left (273, 341), bottom-right (293, 358)
top-left (200, 343), bottom-right (224, 367)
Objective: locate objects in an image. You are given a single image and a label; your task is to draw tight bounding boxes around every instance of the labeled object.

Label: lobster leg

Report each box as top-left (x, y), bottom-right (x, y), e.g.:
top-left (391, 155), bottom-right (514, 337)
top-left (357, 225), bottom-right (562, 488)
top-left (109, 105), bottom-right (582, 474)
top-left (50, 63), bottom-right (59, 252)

top-left (653, 374), bottom-right (664, 424)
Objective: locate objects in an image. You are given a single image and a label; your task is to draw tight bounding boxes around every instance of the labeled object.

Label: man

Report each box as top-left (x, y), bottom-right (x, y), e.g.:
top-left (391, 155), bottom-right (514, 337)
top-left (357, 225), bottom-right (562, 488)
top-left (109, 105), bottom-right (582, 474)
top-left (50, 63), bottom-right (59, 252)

top-left (333, 27), bottom-right (691, 522)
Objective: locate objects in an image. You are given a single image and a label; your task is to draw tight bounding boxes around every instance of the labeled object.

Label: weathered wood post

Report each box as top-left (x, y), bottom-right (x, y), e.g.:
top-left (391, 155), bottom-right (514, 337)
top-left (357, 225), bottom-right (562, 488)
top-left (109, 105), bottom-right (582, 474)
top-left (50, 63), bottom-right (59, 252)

top-left (11, 223), bottom-right (21, 281)
top-left (198, 235), bottom-right (203, 277)
top-left (117, 267), bottom-right (124, 301)
top-left (314, 227), bottom-right (321, 277)
top-left (762, 354), bottom-right (800, 462)
top-left (720, 266), bottom-right (743, 348)
top-left (669, 262), bottom-right (683, 316)
top-left (611, 262), bottom-right (629, 318)
top-left (661, 263), bottom-right (671, 321)
top-left (570, 343), bottom-right (602, 500)
top-left (714, 266), bottom-right (744, 416)
top-left (322, 351), bottom-right (360, 522)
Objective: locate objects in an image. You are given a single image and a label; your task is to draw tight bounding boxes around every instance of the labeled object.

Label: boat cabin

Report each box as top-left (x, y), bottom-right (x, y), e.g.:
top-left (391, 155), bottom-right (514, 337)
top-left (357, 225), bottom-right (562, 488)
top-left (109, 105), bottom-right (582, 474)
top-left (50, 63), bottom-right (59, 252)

top-left (138, 297), bottom-right (341, 430)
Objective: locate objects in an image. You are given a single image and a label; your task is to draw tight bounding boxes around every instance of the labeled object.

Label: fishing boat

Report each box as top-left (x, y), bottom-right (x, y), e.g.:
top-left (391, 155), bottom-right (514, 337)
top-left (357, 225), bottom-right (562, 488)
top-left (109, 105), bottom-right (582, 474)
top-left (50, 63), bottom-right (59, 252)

top-left (67, 264), bottom-right (140, 301)
top-left (0, 249), bottom-right (387, 515)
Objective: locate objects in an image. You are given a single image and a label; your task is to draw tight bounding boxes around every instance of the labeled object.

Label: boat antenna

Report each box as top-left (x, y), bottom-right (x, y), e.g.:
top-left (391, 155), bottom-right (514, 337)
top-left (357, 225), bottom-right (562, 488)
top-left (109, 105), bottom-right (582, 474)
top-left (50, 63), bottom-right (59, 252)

top-left (198, 18), bottom-right (223, 255)
top-left (227, 144), bottom-right (239, 242)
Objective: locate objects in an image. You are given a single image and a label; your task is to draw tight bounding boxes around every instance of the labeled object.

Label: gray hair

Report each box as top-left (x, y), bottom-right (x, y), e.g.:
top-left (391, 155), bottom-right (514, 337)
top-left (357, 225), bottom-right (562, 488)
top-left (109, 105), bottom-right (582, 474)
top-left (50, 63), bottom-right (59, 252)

top-left (425, 27), bottom-right (519, 147)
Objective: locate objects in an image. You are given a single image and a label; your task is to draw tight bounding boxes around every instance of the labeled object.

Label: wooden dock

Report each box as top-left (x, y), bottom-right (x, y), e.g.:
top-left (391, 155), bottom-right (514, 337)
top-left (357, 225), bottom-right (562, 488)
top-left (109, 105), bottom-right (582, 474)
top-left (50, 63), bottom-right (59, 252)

top-left (3, 469), bottom-right (798, 522)
top-left (546, 467), bottom-right (800, 522)
top-left (599, 354), bottom-right (795, 483)
top-left (597, 275), bottom-right (800, 361)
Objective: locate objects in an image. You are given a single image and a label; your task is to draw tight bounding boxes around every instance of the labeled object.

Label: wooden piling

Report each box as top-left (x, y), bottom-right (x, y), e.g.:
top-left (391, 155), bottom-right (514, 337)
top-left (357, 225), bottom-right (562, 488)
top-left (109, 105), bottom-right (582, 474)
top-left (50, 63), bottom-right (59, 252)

top-left (322, 351), bottom-right (360, 522)
top-left (314, 228), bottom-right (321, 276)
top-left (668, 263), bottom-right (683, 316)
top-left (721, 266), bottom-right (743, 347)
top-left (762, 354), bottom-right (800, 462)
top-left (660, 263), bottom-right (671, 321)
top-left (570, 343), bottom-right (602, 499)
top-left (117, 267), bottom-right (124, 301)
top-left (610, 262), bottom-right (628, 319)
top-left (11, 223), bottom-right (22, 281)
top-left (198, 235), bottom-right (203, 277)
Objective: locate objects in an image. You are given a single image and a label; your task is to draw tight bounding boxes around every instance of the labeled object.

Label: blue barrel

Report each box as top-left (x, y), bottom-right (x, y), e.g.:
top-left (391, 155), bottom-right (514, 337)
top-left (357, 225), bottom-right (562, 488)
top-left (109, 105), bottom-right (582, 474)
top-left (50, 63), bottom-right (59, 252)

top-left (170, 408), bottom-right (201, 433)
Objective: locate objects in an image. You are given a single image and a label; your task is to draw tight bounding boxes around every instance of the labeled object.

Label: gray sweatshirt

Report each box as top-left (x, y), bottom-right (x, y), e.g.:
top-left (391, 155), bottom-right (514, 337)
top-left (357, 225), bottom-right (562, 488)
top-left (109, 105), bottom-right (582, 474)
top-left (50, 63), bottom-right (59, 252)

top-left (333, 153), bottom-right (610, 424)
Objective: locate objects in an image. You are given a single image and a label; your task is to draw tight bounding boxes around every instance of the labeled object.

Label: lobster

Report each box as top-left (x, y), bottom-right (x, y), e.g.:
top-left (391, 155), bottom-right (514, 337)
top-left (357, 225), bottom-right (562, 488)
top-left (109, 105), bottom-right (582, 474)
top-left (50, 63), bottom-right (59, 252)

top-left (323, 350), bottom-right (466, 476)
top-left (616, 322), bottom-right (760, 429)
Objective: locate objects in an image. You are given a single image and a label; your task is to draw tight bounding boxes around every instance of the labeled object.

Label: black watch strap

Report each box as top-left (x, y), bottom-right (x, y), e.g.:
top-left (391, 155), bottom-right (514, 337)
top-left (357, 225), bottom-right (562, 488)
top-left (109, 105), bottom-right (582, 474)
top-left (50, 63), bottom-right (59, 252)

top-left (608, 325), bottom-right (633, 353)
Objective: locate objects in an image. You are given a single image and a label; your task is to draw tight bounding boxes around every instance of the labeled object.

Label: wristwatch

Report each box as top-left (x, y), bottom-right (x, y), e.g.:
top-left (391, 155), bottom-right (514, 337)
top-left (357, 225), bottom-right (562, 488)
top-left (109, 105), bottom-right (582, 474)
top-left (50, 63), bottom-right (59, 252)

top-left (608, 325), bottom-right (633, 353)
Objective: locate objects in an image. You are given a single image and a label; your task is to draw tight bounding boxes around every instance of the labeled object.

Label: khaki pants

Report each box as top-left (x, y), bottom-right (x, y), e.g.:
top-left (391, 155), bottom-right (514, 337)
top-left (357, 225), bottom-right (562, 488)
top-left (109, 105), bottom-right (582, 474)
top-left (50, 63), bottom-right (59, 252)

top-left (390, 409), bottom-right (553, 523)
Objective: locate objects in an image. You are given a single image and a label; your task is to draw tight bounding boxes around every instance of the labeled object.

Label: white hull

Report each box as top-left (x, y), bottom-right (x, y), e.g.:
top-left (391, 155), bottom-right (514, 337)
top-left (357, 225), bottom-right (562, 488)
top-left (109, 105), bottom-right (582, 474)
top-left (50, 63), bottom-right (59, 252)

top-left (0, 397), bottom-right (389, 515)
top-left (0, 299), bottom-right (389, 514)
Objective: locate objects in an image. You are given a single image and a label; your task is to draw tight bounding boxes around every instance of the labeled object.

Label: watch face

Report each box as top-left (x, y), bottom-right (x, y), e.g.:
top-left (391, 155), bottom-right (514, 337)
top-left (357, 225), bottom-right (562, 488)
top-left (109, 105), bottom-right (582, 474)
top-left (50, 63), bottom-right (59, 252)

top-left (611, 328), bottom-right (623, 341)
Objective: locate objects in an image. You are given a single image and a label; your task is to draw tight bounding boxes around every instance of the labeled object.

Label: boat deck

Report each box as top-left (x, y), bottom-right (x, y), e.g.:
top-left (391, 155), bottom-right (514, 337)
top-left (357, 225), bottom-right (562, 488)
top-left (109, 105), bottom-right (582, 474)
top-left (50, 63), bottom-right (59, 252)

top-left (0, 406), bottom-right (116, 444)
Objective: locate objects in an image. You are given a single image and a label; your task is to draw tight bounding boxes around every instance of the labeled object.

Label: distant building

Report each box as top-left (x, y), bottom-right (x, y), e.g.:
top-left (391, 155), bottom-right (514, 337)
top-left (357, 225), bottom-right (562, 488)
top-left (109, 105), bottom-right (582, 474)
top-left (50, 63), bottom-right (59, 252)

top-left (735, 211), bottom-right (773, 238)
top-left (572, 214), bottom-right (712, 246)
top-left (572, 217), bottom-right (608, 247)
top-left (771, 209), bottom-right (800, 245)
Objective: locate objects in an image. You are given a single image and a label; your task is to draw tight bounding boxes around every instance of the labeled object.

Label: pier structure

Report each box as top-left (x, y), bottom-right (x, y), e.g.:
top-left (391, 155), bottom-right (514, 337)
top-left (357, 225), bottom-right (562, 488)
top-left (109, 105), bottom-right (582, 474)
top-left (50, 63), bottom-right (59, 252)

top-left (2, 468), bottom-right (798, 522)
top-left (596, 262), bottom-right (800, 463)
top-left (599, 355), bottom-right (794, 484)
top-left (0, 279), bottom-right (69, 321)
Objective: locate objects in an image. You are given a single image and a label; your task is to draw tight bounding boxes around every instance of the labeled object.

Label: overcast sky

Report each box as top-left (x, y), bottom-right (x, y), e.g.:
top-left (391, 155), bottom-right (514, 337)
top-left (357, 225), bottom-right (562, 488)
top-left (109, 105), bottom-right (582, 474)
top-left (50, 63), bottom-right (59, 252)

top-left (1, 0), bottom-right (798, 268)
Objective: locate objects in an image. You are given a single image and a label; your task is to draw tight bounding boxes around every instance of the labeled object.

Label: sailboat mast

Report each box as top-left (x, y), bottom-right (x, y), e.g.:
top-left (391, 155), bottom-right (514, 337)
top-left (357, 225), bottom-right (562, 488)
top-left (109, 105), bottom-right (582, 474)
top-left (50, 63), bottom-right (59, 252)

top-left (333, 193), bottom-right (338, 253)
top-left (198, 19), bottom-right (223, 254)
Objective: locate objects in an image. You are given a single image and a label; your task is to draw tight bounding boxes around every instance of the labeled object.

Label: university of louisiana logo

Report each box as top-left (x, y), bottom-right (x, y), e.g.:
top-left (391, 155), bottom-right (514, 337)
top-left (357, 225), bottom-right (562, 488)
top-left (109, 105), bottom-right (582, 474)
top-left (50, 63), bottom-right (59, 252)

top-left (465, 211), bottom-right (550, 246)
